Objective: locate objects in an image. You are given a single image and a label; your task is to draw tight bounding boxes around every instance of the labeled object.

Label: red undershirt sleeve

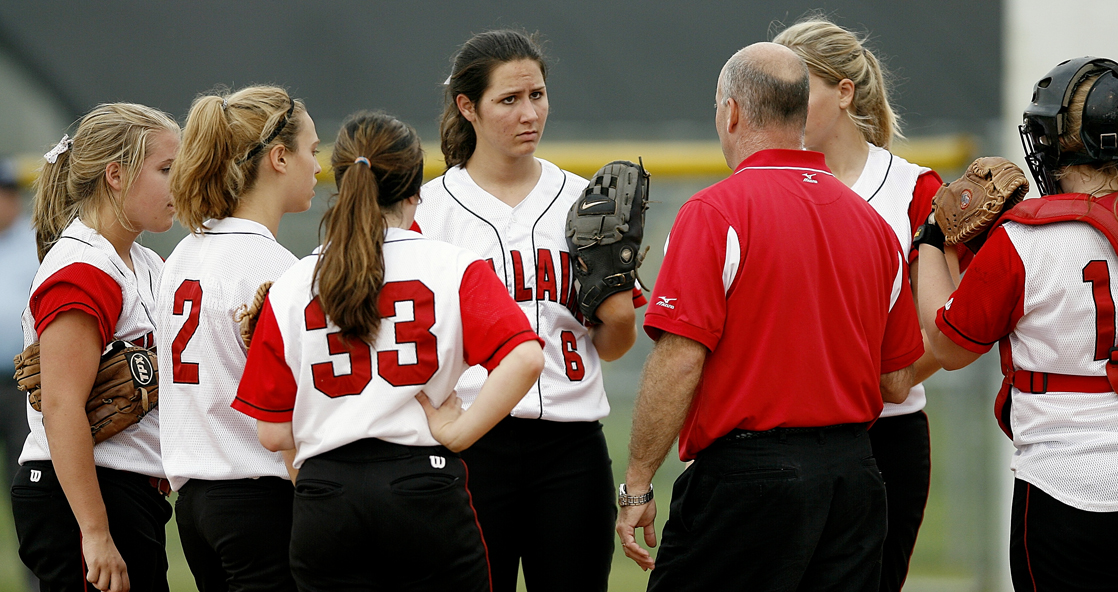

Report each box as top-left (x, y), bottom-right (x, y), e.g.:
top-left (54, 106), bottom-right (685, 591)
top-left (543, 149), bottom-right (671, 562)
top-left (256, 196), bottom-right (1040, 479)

top-left (233, 298), bottom-right (299, 422)
top-left (907, 170), bottom-right (942, 263)
top-left (459, 260), bottom-right (542, 372)
top-left (936, 227), bottom-right (1025, 354)
top-left (29, 262), bottom-right (122, 348)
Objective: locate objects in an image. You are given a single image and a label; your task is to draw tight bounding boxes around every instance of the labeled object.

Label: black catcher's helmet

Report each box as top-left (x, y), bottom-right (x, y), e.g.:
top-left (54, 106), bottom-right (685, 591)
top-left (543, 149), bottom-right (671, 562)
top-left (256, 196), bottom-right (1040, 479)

top-left (1020, 57), bottom-right (1118, 195)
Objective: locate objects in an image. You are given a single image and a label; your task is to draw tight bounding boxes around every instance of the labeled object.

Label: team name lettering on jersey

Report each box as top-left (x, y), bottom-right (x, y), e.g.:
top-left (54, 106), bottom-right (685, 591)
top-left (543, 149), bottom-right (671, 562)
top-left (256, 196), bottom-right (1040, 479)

top-left (508, 248), bottom-right (576, 310)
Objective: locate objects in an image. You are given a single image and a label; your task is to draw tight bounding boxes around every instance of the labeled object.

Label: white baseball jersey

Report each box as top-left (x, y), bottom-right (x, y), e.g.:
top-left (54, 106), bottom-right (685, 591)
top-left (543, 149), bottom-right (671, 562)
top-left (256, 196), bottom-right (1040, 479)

top-left (415, 160), bottom-right (641, 422)
top-left (232, 228), bottom-right (540, 468)
top-left (852, 144), bottom-right (937, 418)
top-left (156, 217), bottom-right (298, 491)
top-left (19, 218), bottom-right (164, 478)
top-left (937, 220), bottom-right (1118, 512)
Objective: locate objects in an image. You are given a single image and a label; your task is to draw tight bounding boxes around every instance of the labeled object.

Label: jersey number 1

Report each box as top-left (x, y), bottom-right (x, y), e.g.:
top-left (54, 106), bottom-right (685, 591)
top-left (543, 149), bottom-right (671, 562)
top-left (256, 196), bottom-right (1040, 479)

top-left (1083, 260), bottom-right (1116, 361)
top-left (304, 280), bottom-right (440, 398)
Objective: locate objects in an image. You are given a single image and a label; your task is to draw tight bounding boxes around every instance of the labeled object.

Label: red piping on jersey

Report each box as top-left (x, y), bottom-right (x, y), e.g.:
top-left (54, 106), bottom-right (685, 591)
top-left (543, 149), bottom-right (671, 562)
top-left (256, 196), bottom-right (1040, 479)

top-left (1024, 483), bottom-right (1038, 592)
top-left (460, 458), bottom-right (493, 592)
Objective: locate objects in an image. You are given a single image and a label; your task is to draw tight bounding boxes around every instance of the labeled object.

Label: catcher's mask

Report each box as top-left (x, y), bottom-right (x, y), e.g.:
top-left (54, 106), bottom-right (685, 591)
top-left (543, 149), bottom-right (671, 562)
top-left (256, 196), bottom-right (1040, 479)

top-left (1020, 56), bottom-right (1118, 196)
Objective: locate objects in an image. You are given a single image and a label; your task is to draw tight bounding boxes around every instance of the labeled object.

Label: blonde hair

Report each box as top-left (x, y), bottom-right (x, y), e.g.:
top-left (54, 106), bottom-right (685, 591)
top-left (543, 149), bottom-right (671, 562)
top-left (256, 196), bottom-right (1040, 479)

top-left (32, 103), bottom-right (179, 261)
top-left (316, 111), bottom-right (424, 341)
top-left (774, 18), bottom-right (902, 148)
top-left (1058, 72), bottom-right (1118, 191)
top-left (170, 85), bottom-right (306, 233)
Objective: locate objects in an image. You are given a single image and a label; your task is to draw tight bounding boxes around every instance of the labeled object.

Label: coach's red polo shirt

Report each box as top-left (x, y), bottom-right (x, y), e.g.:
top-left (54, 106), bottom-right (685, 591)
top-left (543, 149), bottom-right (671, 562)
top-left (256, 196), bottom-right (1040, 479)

top-left (645, 149), bottom-right (923, 460)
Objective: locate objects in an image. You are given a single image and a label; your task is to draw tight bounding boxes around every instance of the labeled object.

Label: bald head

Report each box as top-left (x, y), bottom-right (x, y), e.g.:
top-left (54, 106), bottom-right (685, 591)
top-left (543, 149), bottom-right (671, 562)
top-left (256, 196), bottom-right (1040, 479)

top-left (718, 42), bottom-right (810, 131)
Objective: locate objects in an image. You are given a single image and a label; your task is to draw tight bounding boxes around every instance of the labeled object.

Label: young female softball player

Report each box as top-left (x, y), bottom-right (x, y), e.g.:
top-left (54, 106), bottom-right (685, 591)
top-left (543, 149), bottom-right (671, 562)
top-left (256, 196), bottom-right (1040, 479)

top-left (775, 20), bottom-right (961, 590)
top-left (232, 110), bottom-right (545, 591)
top-left (10, 103), bottom-right (179, 592)
top-left (413, 29), bottom-right (644, 592)
top-left (156, 85), bottom-right (319, 592)
top-left (919, 57), bottom-right (1118, 592)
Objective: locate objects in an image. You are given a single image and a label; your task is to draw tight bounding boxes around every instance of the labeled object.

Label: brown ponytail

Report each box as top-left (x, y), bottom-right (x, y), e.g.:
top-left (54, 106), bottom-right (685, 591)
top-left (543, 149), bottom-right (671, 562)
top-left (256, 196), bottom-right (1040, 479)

top-left (33, 103), bottom-right (179, 261)
top-left (171, 86), bottom-right (305, 233)
top-left (774, 18), bottom-right (902, 149)
top-left (316, 111), bottom-right (424, 340)
top-left (440, 29), bottom-right (547, 169)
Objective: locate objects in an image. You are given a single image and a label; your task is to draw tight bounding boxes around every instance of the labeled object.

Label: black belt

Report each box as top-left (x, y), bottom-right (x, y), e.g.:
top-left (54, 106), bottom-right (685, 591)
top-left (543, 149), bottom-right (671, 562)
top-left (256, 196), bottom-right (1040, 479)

top-left (720, 422), bottom-right (869, 442)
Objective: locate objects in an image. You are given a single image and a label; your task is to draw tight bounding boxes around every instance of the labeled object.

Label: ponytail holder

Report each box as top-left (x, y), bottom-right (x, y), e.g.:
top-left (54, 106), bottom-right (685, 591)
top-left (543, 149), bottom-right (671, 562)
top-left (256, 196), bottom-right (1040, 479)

top-left (221, 98), bottom-right (228, 110)
top-left (354, 156), bottom-right (371, 169)
top-left (44, 134), bottom-right (72, 164)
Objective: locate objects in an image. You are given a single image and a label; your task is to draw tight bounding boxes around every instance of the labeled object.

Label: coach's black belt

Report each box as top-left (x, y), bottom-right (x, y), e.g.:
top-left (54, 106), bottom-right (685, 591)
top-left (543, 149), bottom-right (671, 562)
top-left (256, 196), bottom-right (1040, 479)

top-left (721, 422), bottom-right (869, 442)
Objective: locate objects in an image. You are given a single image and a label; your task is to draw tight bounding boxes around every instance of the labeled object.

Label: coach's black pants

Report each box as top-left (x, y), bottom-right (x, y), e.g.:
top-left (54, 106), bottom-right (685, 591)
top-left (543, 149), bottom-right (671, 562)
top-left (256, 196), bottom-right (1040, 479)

top-left (290, 438), bottom-right (489, 592)
top-left (648, 423), bottom-right (887, 592)
top-left (460, 417), bottom-right (615, 592)
top-left (1010, 479), bottom-right (1118, 591)
top-left (867, 411), bottom-right (931, 592)
top-left (175, 477), bottom-right (296, 592)
top-left (11, 460), bottom-right (172, 592)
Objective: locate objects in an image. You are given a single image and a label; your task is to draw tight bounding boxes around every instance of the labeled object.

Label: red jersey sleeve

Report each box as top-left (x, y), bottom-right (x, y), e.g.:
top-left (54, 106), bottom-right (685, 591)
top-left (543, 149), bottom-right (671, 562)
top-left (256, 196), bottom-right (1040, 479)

top-left (233, 298), bottom-right (299, 422)
top-left (29, 262), bottom-right (122, 348)
top-left (460, 260), bottom-right (542, 372)
top-left (935, 227), bottom-right (1025, 354)
top-left (643, 200), bottom-right (730, 350)
top-left (881, 257), bottom-right (924, 373)
top-left (907, 170), bottom-right (942, 263)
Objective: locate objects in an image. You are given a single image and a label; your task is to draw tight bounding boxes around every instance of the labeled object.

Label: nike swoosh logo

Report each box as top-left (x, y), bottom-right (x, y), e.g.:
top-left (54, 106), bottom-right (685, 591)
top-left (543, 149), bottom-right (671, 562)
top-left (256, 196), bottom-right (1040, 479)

top-left (581, 199), bottom-right (610, 210)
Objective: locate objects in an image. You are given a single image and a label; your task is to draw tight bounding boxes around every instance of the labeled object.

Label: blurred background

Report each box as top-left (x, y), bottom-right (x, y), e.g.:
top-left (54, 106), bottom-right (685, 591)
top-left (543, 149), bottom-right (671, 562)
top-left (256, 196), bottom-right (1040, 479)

top-left (0, 0), bottom-right (1113, 590)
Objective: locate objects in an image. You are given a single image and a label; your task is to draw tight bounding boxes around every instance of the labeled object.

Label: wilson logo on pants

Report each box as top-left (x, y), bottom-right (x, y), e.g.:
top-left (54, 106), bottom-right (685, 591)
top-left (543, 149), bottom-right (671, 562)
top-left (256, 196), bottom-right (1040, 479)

top-left (429, 456), bottom-right (446, 469)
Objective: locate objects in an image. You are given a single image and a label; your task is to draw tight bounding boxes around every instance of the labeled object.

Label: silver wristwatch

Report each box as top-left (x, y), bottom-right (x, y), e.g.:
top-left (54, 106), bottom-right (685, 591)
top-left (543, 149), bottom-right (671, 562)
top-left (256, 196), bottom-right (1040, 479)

top-left (618, 483), bottom-right (654, 506)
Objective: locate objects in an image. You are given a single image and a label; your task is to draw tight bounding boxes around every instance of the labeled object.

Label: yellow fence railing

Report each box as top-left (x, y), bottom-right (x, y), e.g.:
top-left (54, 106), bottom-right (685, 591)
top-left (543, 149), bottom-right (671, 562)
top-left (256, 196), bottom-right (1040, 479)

top-left (10, 134), bottom-right (977, 189)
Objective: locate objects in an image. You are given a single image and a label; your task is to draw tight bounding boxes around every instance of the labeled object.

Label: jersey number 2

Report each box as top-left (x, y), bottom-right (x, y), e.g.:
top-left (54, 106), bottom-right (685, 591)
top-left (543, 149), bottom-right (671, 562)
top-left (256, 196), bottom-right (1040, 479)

top-left (304, 280), bottom-right (440, 398)
top-left (1083, 260), bottom-right (1116, 361)
top-left (171, 280), bottom-right (203, 384)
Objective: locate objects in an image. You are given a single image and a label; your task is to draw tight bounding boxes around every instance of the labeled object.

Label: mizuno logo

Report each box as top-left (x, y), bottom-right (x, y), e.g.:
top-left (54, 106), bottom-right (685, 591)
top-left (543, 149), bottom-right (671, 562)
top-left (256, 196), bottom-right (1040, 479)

top-left (430, 456), bottom-right (446, 469)
top-left (581, 199), bottom-right (610, 211)
top-left (802, 173), bottom-right (818, 184)
top-left (656, 296), bottom-right (677, 309)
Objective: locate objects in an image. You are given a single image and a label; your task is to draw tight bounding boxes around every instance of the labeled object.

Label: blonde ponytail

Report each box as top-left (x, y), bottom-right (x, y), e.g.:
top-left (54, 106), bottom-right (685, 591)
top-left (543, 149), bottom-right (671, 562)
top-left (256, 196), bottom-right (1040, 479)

top-left (171, 86), bottom-right (305, 232)
top-left (32, 103), bottom-right (179, 261)
top-left (774, 18), bottom-right (902, 148)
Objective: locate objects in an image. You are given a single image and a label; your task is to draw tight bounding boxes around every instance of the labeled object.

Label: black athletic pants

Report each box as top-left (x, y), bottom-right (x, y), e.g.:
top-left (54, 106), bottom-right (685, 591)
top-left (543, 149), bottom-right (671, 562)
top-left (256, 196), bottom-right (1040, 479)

top-left (648, 423), bottom-right (887, 592)
top-left (290, 438), bottom-right (490, 592)
top-left (1010, 479), bottom-right (1118, 591)
top-left (175, 477), bottom-right (296, 592)
top-left (460, 417), bottom-right (615, 592)
top-left (867, 411), bottom-right (931, 592)
top-left (11, 460), bottom-right (172, 592)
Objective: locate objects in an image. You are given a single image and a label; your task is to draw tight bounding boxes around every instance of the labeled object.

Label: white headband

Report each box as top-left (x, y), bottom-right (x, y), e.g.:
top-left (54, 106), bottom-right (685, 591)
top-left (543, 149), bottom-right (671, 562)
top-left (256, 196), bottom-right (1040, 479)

top-left (44, 134), bottom-right (72, 164)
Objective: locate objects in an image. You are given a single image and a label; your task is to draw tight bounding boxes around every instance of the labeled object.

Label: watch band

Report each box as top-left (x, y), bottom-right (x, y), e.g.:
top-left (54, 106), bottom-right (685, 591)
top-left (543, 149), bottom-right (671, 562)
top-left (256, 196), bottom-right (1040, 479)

top-left (618, 483), bottom-right (653, 506)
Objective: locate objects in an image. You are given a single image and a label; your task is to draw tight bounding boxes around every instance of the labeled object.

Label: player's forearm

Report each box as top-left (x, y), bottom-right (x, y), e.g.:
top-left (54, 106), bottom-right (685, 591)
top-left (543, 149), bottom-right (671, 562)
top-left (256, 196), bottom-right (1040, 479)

top-left (257, 421), bottom-right (295, 452)
top-left (39, 314), bottom-right (112, 536)
top-left (917, 244), bottom-right (976, 370)
top-left (441, 341), bottom-right (544, 452)
top-left (625, 333), bottom-right (706, 491)
top-left (912, 332), bottom-right (942, 384)
top-left (590, 291), bottom-right (637, 361)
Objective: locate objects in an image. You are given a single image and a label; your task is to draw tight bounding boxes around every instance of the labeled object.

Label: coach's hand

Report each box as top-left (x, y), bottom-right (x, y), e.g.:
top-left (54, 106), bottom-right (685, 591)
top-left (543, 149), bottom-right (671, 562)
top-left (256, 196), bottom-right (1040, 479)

top-left (616, 494), bottom-right (658, 571)
top-left (83, 530), bottom-right (129, 591)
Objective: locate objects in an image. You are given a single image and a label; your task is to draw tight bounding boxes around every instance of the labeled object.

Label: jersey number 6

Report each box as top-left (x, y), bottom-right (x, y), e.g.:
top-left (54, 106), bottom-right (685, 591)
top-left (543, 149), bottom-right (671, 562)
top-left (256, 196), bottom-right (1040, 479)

top-left (304, 280), bottom-right (441, 398)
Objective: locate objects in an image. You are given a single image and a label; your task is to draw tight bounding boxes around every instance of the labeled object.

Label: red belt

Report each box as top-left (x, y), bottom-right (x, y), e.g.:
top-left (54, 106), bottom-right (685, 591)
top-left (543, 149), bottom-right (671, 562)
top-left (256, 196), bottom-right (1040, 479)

top-left (1010, 370), bottom-right (1114, 394)
top-left (149, 477), bottom-right (171, 496)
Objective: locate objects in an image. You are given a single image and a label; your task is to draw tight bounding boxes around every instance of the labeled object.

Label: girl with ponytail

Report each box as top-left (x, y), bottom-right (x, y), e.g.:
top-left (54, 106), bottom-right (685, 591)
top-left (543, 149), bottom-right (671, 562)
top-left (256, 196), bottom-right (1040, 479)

top-left (775, 18), bottom-right (955, 591)
top-left (232, 110), bottom-right (543, 590)
top-left (12, 103), bottom-right (179, 592)
top-left (155, 85), bottom-right (319, 592)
